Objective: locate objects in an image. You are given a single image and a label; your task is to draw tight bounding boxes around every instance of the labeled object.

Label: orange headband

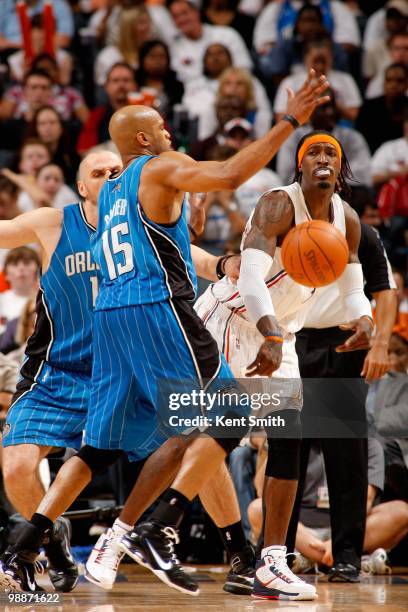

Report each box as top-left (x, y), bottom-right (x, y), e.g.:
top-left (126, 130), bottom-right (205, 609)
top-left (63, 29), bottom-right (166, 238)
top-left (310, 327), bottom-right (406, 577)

top-left (297, 134), bottom-right (342, 169)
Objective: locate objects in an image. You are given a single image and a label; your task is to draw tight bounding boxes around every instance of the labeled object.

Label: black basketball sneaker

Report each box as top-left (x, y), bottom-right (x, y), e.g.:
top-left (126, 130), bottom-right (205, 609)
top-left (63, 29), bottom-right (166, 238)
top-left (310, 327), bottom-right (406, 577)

top-left (328, 562), bottom-right (360, 583)
top-left (117, 521), bottom-right (199, 596)
top-left (0, 551), bottom-right (44, 592)
top-left (223, 543), bottom-right (256, 595)
top-left (44, 517), bottom-right (78, 592)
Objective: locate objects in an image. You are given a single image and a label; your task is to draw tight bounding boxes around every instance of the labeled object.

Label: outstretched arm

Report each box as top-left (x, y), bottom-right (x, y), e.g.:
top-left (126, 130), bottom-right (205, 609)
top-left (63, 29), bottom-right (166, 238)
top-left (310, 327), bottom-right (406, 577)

top-left (148, 70), bottom-right (330, 194)
top-left (335, 204), bottom-right (374, 357)
top-left (0, 208), bottom-right (61, 250)
top-left (361, 288), bottom-right (397, 381)
top-left (237, 190), bottom-right (294, 376)
top-left (358, 224), bottom-right (398, 381)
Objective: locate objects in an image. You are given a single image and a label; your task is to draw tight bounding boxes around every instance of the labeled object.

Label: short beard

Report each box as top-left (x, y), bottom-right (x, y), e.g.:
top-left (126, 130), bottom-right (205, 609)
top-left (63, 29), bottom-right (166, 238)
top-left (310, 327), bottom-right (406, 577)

top-left (317, 180), bottom-right (331, 190)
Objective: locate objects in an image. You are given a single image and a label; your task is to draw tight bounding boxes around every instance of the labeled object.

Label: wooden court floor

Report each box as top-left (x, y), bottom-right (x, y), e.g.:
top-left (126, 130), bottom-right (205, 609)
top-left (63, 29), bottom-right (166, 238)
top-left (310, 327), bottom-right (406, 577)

top-left (3, 564), bottom-right (407, 612)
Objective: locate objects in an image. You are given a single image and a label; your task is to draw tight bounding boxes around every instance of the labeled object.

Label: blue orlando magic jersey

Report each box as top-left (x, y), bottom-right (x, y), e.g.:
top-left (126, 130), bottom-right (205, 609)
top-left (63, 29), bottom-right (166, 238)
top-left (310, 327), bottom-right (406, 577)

top-left (92, 155), bottom-right (197, 311)
top-left (25, 202), bottom-right (97, 373)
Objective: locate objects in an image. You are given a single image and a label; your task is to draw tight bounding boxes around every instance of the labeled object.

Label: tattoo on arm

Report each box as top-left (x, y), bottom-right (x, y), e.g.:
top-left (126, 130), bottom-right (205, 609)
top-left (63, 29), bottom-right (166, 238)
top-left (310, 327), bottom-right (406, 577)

top-left (244, 190), bottom-right (294, 255)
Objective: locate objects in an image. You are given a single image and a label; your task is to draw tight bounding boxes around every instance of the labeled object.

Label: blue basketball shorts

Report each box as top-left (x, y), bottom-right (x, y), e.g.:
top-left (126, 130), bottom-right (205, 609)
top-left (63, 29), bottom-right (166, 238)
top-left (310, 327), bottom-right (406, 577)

top-left (2, 357), bottom-right (89, 450)
top-left (85, 298), bottom-right (240, 458)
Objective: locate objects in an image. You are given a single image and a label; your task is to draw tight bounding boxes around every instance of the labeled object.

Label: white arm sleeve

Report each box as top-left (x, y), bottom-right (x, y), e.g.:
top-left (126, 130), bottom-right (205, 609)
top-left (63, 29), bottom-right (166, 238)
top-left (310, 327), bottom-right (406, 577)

top-left (337, 263), bottom-right (373, 320)
top-left (237, 248), bottom-right (275, 324)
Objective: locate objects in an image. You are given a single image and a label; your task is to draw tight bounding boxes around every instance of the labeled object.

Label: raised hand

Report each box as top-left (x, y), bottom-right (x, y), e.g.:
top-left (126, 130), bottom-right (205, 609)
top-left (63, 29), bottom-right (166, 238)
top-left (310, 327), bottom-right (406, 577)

top-left (286, 68), bottom-right (331, 125)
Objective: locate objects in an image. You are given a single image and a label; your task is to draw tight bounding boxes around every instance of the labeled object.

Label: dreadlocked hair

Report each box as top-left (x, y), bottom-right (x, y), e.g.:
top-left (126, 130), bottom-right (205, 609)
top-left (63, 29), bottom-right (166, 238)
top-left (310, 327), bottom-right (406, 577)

top-left (293, 130), bottom-right (354, 199)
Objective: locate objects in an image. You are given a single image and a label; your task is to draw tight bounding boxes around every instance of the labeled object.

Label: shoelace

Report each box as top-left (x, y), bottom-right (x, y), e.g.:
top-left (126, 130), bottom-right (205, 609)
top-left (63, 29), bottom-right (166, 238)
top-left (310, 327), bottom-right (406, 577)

top-left (94, 532), bottom-right (123, 570)
top-left (231, 555), bottom-right (241, 570)
top-left (161, 527), bottom-right (181, 565)
top-left (269, 552), bottom-right (306, 583)
top-left (34, 560), bottom-right (45, 575)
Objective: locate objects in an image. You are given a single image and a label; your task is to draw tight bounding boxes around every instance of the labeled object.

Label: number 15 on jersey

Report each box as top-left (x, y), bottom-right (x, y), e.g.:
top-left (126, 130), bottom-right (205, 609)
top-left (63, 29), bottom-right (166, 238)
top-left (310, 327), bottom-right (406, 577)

top-left (102, 222), bottom-right (134, 280)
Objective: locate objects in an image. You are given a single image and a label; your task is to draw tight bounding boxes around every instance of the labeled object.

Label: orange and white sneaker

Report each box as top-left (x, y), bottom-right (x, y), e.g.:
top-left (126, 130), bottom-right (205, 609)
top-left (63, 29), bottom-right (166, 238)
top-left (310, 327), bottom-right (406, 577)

top-left (252, 546), bottom-right (317, 601)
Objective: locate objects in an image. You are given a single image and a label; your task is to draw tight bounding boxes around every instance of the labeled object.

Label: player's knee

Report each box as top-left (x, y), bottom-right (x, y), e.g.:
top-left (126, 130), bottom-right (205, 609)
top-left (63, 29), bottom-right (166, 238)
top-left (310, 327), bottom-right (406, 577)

top-left (2, 449), bottom-right (36, 486)
top-left (392, 500), bottom-right (408, 524)
top-left (265, 438), bottom-right (301, 480)
top-left (75, 445), bottom-right (123, 477)
top-left (165, 436), bottom-right (190, 460)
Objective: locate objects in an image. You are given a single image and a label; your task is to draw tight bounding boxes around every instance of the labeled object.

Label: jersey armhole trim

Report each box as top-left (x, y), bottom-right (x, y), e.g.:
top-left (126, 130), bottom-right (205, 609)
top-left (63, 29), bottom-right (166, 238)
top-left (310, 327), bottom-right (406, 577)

top-left (78, 201), bottom-right (96, 231)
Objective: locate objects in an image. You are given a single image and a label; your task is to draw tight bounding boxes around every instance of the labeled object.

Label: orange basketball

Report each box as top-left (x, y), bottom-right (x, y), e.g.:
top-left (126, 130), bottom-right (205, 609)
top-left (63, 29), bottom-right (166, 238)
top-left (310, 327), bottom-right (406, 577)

top-left (281, 220), bottom-right (349, 287)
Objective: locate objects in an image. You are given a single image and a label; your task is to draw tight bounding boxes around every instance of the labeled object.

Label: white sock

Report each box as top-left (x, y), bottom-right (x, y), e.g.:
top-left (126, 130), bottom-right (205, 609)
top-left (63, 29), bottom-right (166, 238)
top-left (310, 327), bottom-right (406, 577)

top-left (261, 545), bottom-right (286, 559)
top-left (112, 518), bottom-right (133, 533)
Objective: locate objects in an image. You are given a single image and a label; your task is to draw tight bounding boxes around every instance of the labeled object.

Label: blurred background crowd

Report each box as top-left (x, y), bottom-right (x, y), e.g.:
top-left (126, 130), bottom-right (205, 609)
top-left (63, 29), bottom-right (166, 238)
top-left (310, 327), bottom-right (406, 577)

top-left (0, 0), bottom-right (407, 574)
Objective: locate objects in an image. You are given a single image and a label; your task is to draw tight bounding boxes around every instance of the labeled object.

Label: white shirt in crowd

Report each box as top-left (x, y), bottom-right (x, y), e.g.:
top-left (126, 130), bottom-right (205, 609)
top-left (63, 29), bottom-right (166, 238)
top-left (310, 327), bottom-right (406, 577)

top-left (169, 24), bottom-right (252, 83)
top-left (142, 4), bottom-right (178, 46)
top-left (183, 74), bottom-right (272, 139)
top-left (8, 48), bottom-right (72, 85)
top-left (203, 168), bottom-right (281, 247)
top-left (0, 291), bottom-right (30, 334)
top-left (92, 4), bottom-right (177, 86)
top-left (254, 0), bottom-right (360, 53)
top-left (273, 69), bottom-right (362, 115)
top-left (94, 46), bottom-right (129, 87)
top-left (89, 5), bottom-right (177, 47)
top-left (234, 168), bottom-right (282, 220)
top-left (362, 39), bottom-right (390, 80)
top-left (365, 69), bottom-right (387, 99)
top-left (18, 184), bottom-right (78, 213)
top-left (362, 7), bottom-right (387, 50)
top-left (238, 0), bottom-right (263, 16)
top-left (365, 68), bottom-right (408, 100)
top-left (370, 136), bottom-right (408, 180)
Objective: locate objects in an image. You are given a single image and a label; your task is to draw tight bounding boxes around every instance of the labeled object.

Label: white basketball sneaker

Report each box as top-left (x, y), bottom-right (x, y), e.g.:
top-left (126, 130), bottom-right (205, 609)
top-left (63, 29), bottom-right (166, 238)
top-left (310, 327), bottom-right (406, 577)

top-left (84, 528), bottom-right (126, 589)
top-left (252, 546), bottom-right (317, 601)
top-left (361, 548), bottom-right (391, 575)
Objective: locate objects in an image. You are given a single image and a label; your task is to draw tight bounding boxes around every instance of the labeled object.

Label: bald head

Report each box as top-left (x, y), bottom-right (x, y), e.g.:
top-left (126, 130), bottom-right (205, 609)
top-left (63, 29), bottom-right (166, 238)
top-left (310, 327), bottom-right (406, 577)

top-left (77, 150), bottom-right (122, 205)
top-left (109, 105), bottom-right (172, 158)
top-left (78, 150), bottom-right (121, 182)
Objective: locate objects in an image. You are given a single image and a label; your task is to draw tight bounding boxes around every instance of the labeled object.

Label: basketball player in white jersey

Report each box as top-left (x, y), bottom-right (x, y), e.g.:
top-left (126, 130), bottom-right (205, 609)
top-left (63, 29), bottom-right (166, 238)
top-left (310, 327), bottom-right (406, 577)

top-left (195, 130), bottom-right (374, 600)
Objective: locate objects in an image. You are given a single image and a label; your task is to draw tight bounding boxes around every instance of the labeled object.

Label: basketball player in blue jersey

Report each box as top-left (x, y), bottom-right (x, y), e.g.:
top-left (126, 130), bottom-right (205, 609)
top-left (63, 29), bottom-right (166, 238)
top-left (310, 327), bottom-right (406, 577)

top-left (0, 149), bottom-right (241, 594)
top-left (1, 70), bottom-right (331, 595)
top-left (0, 151), bottom-right (122, 592)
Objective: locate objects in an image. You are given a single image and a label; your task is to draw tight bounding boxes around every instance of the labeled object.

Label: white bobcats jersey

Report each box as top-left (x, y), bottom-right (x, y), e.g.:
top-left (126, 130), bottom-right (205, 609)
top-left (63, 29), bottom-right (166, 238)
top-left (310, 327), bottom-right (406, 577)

top-left (211, 182), bottom-right (346, 335)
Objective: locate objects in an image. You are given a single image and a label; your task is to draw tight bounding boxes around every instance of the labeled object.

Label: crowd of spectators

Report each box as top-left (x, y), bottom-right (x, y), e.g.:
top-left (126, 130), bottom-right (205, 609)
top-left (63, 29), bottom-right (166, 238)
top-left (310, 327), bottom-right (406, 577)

top-left (0, 0), bottom-right (406, 568)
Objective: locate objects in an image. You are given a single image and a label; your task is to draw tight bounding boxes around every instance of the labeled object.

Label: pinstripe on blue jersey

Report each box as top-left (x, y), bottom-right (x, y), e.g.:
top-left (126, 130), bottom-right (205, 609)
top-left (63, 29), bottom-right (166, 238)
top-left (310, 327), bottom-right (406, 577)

top-left (26, 202), bottom-right (97, 373)
top-left (91, 155), bottom-right (197, 311)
